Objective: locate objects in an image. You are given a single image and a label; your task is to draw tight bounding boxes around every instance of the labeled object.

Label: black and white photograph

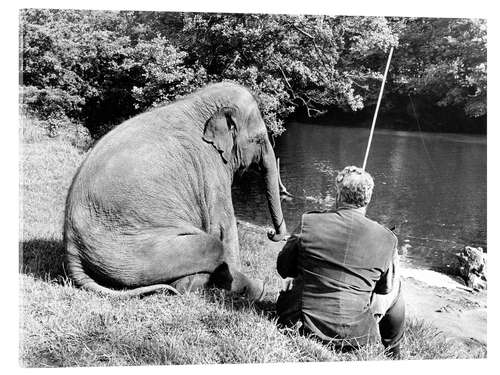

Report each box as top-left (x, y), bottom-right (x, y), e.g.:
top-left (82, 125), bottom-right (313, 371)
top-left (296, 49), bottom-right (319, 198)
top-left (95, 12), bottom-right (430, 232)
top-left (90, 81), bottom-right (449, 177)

top-left (14, 0), bottom-right (492, 370)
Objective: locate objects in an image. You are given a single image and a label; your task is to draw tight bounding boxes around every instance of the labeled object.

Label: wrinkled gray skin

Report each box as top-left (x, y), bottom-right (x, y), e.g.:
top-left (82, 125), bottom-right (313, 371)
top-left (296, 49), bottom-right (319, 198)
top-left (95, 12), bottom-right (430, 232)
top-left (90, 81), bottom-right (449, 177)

top-left (64, 82), bottom-right (287, 300)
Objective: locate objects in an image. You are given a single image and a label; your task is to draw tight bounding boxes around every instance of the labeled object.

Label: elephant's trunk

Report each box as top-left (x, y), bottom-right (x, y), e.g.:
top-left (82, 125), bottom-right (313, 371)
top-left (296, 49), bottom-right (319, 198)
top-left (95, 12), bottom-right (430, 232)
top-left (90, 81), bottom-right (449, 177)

top-left (261, 138), bottom-right (287, 242)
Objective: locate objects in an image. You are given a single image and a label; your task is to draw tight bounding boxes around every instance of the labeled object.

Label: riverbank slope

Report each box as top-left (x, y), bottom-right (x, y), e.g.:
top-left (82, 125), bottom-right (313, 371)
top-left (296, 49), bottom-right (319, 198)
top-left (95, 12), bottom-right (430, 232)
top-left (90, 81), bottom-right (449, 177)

top-left (400, 267), bottom-right (486, 346)
top-left (19, 118), bottom-right (486, 366)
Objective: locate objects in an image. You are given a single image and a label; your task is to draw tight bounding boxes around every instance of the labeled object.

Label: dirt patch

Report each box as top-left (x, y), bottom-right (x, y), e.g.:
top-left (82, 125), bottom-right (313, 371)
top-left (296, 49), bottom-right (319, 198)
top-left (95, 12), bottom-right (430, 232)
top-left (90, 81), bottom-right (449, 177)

top-left (401, 267), bottom-right (486, 347)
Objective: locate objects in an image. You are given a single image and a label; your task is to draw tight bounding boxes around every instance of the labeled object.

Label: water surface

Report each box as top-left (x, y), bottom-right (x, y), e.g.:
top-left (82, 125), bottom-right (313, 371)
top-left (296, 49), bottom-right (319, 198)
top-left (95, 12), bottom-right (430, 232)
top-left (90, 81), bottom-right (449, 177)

top-left (232, 122), bottom-right (487, 272)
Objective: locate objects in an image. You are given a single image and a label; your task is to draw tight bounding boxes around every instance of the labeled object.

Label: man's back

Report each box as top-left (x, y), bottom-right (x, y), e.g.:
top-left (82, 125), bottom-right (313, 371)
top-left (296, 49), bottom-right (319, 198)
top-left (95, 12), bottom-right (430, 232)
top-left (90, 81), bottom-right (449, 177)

top-left (278, 206), bottom-right (397, 343)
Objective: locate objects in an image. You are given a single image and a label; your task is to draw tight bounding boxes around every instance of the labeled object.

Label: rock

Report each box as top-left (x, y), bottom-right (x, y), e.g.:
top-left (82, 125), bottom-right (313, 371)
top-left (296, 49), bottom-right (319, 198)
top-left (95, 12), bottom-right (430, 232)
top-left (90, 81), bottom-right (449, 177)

top-left (456, 246), bottom-right (487, 290)
top-left (468, 273), bottom-right (486, 291)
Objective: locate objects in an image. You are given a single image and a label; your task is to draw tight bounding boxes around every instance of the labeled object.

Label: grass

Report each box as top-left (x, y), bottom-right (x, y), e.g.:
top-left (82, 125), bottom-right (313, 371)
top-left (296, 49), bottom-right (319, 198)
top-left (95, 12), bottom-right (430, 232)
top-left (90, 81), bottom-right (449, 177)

top-left (19, 117), bottom-right (486, 367)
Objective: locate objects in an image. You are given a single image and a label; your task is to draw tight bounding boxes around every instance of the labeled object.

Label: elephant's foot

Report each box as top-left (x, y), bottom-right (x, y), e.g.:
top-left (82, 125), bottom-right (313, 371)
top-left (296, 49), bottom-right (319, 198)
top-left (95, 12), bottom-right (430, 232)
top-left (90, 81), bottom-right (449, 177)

top-left (241, 278), bottom-right (266, 302)
top-left (208, 262), bottom-right (266, 302)
top-left (171, 273), bottom-right (211, 294)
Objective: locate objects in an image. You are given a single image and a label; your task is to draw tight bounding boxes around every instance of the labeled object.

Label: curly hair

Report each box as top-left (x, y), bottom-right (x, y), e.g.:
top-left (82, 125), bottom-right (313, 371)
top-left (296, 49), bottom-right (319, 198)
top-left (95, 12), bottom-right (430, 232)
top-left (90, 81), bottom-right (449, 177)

top-left (335, 166), bottom-right (374, 208)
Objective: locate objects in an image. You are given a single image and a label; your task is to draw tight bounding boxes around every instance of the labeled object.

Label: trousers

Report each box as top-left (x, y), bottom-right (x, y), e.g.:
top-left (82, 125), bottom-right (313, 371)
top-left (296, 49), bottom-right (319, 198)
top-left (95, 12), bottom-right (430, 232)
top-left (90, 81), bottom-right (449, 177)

top-left (371, 279), bottom-right (405, 349)
top-left (277, 278), bottom-right (405, 350)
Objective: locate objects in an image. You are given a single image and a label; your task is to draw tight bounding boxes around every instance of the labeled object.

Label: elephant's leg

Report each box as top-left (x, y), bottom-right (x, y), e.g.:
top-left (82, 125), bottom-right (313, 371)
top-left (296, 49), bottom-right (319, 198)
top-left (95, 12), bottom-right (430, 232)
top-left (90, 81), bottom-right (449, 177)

top-left (135, 231), bottom-right (225, 285)
top-left (221, 215), bottom-right (241, 267)
top-left (217, 218), bottom-right (265, 300)
top-left (140, 231), bottom-right (264, 300)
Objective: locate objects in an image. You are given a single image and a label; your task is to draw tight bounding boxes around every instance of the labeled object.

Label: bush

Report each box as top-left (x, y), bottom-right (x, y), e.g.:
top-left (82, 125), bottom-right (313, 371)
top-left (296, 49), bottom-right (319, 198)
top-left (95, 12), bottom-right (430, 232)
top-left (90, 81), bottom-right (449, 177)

top-left (20, 114), bottom-right (93, 151)
top-left (20, 116), bottom-right (47, 144)
top-left (20, 9), bottom-right (204, 138)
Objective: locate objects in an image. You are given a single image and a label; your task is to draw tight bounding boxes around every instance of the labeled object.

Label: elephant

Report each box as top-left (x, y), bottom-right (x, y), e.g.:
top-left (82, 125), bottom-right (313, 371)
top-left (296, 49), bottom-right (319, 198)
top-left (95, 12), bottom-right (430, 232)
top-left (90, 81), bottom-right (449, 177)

top-left (64, 82), bottom-right (287, 300)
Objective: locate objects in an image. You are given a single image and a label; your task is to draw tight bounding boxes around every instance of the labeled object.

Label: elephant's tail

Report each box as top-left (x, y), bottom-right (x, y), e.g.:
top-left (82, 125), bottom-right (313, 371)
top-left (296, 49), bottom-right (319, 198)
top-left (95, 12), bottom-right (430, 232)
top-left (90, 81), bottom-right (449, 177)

top-left (65, 242), bottom-right (180, 298)
top-left (78, 277), bottom-right (181, 298)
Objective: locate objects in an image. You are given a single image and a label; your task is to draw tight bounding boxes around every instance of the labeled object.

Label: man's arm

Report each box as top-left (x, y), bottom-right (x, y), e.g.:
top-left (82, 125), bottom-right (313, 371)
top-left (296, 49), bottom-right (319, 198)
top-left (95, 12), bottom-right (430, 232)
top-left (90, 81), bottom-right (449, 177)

top-left (276, 226), bottom-right (302, 279)
top-left (374, 262), bottom-right (394, 295)
top-left (374, 242), bottom-right (399, 295)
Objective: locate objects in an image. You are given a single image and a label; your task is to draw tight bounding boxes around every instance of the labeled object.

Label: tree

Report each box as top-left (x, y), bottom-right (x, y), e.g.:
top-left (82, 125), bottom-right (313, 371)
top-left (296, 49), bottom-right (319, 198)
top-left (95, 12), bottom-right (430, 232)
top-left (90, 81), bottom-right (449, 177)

top-left (390, 17), bottom-right (486, 118)
top-left (20, 9), bottom-right (204, 137)
top-left (157, 13), bottom-right (398, 134)
top-left (19, 10), bottom-right (486, 137)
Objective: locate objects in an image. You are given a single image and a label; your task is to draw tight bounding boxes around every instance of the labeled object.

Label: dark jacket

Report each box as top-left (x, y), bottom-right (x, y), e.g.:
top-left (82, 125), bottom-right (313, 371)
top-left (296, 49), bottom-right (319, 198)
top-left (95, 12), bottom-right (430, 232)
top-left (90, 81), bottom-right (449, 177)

top-left (276, 206), bottom-right (397, 345)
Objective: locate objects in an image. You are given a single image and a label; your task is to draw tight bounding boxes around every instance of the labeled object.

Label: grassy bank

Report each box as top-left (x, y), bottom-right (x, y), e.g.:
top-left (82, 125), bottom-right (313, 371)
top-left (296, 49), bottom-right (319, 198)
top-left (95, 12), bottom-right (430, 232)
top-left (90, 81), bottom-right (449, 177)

top-left (19, 117), bottom-right (486, 367)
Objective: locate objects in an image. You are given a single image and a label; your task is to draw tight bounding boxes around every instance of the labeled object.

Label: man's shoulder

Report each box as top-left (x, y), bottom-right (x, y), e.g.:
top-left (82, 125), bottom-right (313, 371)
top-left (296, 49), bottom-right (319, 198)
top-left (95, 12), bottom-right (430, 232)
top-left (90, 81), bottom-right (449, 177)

top-left (363, 216), bottom-right (398, 244)
top-left (301, 210), bottom-right (336, 222)
top-left (298, 210), bottom-right (336, 232)
top-left (302, 209), bottom-right (397, 244)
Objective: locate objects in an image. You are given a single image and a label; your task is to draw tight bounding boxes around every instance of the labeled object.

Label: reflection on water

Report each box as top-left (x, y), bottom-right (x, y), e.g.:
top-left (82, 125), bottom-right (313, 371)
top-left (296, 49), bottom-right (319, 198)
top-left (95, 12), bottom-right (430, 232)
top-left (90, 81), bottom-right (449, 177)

top-left (232, 122), bottom-right (487, 272)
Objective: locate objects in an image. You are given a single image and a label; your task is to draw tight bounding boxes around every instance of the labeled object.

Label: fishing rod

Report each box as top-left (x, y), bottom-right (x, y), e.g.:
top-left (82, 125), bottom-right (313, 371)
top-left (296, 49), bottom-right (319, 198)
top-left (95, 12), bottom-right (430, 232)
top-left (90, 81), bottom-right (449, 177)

top-left (277, 46), bottom-right (395, 199)
top-left (362, 46), bottom-right (394, 170)
top-left (276, 49), bottom-right (471, 250)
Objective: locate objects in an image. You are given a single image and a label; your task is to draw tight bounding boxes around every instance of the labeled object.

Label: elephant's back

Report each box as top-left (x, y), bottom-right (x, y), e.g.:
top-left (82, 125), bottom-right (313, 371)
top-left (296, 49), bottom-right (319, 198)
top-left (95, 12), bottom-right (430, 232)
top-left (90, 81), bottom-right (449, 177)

top-left (66, 106), bottom-right (216, 237)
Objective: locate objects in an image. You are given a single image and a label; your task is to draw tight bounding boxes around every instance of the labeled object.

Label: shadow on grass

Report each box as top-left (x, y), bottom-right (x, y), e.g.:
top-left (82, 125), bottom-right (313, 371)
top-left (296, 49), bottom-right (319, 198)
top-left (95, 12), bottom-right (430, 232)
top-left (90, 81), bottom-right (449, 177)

top-left (203, 288), bottom-right (278, 320)
top-left (20, 239), bottom-right (67, 282)
top-left (253, 299), bottom-right (278, 319)
top-left (19, 238), bottom-right (280, 319)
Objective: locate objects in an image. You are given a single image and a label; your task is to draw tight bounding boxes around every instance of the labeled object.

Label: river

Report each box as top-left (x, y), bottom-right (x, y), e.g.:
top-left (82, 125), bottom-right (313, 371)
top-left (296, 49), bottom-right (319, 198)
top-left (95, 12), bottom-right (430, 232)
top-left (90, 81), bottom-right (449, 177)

top-left (232, 122), bottom-right (487, 272)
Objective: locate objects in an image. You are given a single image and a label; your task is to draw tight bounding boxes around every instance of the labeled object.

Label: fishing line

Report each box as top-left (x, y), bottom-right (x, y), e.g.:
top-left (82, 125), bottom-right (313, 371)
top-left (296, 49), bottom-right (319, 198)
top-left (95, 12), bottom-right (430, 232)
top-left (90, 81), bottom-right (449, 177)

top-left (408, 93), bottom-right (439, 174)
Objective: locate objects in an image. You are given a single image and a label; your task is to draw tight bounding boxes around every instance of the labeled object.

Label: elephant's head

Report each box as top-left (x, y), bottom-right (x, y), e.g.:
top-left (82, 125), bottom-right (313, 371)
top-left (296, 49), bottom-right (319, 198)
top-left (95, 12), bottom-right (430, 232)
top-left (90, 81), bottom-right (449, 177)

top-left (201, 83), bottom-right (287, 241)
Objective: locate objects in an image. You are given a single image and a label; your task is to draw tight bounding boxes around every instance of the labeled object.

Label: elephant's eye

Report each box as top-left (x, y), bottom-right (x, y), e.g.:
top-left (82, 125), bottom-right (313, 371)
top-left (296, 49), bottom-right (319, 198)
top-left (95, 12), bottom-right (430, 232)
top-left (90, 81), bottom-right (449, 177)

top-left (225, 114), bottom-right (236, 130)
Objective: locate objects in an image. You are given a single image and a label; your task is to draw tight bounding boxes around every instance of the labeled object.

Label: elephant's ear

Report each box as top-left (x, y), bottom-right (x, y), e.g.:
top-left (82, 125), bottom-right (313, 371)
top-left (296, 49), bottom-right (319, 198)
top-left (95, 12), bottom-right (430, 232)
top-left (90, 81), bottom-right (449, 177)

top-left (202, 107), bottom-right (236, 163)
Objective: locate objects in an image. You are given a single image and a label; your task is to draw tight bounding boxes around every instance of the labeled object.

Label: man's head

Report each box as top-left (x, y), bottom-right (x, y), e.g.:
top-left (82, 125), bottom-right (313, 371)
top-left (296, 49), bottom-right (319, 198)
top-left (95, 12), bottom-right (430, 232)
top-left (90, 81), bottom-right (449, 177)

top-left (335, 166), bottom-right (374, 208)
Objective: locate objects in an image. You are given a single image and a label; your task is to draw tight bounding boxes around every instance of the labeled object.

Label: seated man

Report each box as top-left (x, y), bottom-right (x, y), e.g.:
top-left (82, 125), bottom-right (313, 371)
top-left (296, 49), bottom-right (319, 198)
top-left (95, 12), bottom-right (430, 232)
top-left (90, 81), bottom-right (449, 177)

top-left (276, 166), bottom-right (405, 357)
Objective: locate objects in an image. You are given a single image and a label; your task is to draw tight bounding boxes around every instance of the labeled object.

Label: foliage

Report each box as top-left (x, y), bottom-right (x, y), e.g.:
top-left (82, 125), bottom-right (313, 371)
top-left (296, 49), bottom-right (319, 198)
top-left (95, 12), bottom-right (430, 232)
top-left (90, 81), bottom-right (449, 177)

top-left (20, 9), bottom-right (204, 138)
top-left (19, 10), bottom-right (398, 136)
top-left (145, 13), bottom-right (398, 134)
top-left (19, 10), bottom-right (486, 138)
top-left (390, 18), bottom-right (487, 118)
